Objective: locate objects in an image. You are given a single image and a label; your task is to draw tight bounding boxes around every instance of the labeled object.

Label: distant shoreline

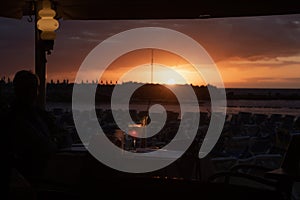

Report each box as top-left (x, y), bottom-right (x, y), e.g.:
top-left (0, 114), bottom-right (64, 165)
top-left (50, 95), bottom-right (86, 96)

top-left (1, 83), bottom-right (300, 103)
top-left (47, 99), bottom-right (300, 117)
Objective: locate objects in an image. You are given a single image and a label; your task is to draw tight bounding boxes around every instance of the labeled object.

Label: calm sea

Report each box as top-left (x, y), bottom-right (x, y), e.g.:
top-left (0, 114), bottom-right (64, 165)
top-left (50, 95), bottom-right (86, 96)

top-left (47, 100), bottom-right (300, 117)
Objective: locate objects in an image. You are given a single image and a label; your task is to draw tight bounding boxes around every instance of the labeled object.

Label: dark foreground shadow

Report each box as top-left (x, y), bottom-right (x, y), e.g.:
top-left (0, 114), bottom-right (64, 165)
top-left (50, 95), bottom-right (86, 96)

top-left (17, 151), bottom-right (283, 200)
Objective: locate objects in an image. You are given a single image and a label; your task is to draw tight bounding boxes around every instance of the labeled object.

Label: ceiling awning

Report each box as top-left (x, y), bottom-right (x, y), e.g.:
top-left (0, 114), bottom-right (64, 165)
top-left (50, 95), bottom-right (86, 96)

top-left (1, 0), bottom-right (300, 20)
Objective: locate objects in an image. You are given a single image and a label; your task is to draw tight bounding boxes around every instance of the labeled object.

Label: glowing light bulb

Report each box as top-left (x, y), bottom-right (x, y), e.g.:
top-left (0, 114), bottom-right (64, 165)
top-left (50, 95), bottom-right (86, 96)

top-left (37, 0), bottom-right (59, 40)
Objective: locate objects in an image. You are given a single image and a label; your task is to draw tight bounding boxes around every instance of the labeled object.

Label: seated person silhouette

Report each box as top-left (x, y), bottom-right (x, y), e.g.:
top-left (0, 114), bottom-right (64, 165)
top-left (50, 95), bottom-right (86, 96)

top-left (4, 70), bottom-right (64, 186)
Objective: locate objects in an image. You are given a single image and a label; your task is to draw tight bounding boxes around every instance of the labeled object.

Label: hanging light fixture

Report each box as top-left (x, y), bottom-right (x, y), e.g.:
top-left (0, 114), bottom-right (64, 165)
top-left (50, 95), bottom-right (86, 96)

top-left (37, 0), bottom-right (59, 40)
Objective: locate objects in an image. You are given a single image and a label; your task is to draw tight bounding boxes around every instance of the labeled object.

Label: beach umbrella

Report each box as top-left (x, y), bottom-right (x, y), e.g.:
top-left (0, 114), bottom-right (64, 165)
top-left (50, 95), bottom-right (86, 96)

top-left (0, 0), bottom-right (299, 108)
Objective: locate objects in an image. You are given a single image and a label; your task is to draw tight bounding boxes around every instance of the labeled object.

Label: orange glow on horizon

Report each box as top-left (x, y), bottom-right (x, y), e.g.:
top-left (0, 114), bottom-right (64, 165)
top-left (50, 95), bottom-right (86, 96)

top-left (88, 49), bottom-right (206, 86)
top-left (46, 49), bottom-right (300, 89)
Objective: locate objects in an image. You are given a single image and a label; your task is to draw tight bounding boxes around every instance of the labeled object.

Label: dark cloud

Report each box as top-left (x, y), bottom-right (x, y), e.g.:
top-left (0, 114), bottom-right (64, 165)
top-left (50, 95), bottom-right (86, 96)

top-left (175, 15), bottom-right (300, 62)
top-left (225, 80), bottom-right (300, 88)
top-left (282, 77), bottom-right (300, 82)
top-left (0, 17), bottom-right (34, 76)
top-left (51, 15), bottom-right (300, 65)
top-left (231, 76), bottom-right (300, 88)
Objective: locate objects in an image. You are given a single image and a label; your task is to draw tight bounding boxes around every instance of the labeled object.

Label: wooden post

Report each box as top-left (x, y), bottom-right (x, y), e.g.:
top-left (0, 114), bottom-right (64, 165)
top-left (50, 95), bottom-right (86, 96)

top-left (35, 1), bottom-right (46, 109)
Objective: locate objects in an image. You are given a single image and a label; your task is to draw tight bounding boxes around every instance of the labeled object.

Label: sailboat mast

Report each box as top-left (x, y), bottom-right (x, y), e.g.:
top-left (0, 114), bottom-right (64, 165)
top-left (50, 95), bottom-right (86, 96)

top-left (151, 49), bottom-right (153, 84)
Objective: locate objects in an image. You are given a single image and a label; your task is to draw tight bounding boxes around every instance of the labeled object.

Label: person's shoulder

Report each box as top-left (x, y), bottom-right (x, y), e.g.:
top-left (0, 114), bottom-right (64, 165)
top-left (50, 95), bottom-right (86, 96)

top-left (36, 108), bottom-right (60, 130)
top-left (0, 105), bottom-right (14, 121)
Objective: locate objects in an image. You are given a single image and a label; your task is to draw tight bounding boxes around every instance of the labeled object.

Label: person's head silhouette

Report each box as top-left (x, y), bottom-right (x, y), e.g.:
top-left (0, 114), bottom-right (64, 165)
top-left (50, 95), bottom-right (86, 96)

top-left (13, 70), bottom-right (39, 106)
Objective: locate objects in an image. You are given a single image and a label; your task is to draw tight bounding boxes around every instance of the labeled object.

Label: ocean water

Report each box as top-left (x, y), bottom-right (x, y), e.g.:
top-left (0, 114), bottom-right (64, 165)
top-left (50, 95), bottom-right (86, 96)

top-left (47, 99), bottom-right (300, 117)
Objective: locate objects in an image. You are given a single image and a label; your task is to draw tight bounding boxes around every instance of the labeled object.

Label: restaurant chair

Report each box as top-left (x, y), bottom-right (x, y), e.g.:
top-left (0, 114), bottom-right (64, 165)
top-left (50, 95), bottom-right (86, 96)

top-left (208, 133), bottom-right (300, 200)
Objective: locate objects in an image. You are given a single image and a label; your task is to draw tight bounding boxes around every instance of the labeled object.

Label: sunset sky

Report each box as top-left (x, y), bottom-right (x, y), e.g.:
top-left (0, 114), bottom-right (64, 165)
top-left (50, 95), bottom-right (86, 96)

top-left (0, 14), bottom-right (299, 88)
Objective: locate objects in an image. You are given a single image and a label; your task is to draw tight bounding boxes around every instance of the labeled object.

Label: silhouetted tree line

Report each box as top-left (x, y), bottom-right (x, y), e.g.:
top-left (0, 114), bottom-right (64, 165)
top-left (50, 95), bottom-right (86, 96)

top-left (49, 82), bottom-right (215, 103)
top-left (46, 84), bottom-right (300, 102)
top-left (226, 89), bottom-right (300, 100)
top-left (0, 80), bottom-right (300, 106)
top-left (94, 83), bottom-right (214, 103)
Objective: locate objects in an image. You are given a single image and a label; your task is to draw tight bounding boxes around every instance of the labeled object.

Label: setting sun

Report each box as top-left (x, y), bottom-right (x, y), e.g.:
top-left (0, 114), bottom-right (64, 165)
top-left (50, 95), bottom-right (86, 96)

top-left (114, 63), bottom-right (197, 86)
top-left (94, 49), bottom-right (207, 86)
top-left (166, 78), bottom-right (176, 85)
